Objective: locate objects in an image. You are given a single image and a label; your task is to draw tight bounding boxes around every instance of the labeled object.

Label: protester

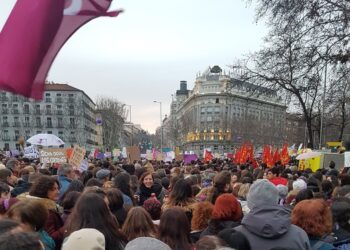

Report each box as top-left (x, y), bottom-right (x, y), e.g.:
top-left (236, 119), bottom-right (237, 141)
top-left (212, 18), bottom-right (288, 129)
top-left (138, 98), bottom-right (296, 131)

top-left (136, 172), bottom-right (165, 206)
top-left (26, 175), bottom-right (64, 250)
top-left (113, 172), bottom-right (135, 206)
top-left (190, 201), bottom-right (214, 243)
top-left (7, 199), bottom-right (55, 250)
top-left (105, 188), bottom-right (128, 226)
top-left (235, 179), bottom-right (310, 250)
top-left (158, 207), bottom-right (192, 250)
top-left (195, 235), bottom-right (227, 250)
top-left (65, 192), bottom-right (126, 250)
top-left (122, 207), bottom-right (157, 241)
top-left (331, 197), bottom-right (350, 248)
top-left (57, 164), bottom-right (75, 199)
top-left (292, 199), bottom-right (334, 249)
top-left (201, 193), bottom-right (242, 238)
top-left (125, 237), bottom-right (171, 250)
top-left (218, 228), bottom-right (251, 250)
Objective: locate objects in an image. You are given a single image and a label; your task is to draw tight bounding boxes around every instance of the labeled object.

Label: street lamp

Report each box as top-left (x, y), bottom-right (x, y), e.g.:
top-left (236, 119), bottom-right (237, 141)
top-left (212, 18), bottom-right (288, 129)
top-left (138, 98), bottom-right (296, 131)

top-left (126, 105), bottom-right (133, 146)
top-left (153, 101), bottom-right (163, 153)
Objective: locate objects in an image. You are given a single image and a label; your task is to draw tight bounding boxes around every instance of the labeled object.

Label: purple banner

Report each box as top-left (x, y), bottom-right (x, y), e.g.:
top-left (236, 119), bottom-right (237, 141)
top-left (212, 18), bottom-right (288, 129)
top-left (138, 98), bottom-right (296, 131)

top-left (183, 154), bottom-right (198, 164)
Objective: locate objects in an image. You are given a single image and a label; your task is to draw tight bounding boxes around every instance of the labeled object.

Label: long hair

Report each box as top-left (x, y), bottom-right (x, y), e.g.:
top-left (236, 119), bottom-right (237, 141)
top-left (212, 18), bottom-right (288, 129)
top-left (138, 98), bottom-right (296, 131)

top-left (65, 193), bottom-right (125, 250)
top-left (211, 171), bottom-right (232, 204)
top-left (121, 207), bottom-right (156, 241)
top-left (113, 172), bottom-right (134, 202)
top-left (158, 207), bottom-right (192, 250)
top-left (168, 178), bottom-right (194, 207)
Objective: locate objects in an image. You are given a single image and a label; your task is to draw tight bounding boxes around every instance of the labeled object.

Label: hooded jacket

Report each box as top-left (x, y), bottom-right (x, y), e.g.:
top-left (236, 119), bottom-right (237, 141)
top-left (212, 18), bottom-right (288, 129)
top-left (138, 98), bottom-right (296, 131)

top-left (235, 205), bottom-right (311, 250)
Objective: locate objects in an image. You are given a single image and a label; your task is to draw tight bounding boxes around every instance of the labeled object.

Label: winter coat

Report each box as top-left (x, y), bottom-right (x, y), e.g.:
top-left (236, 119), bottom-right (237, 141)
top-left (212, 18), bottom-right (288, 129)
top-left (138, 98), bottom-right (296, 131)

top-left (38, 229), bottom-right (56, 250)
top-left (58, 176), bottom-right (71, 199)
top-left (235, 205), bottom-right (311, 250)
top-left (136, 182), bottom-right (165, 206)
top-left (10, 179), bottom-right (31, 197)
top-left (200, 220), bottom-right (239, 238)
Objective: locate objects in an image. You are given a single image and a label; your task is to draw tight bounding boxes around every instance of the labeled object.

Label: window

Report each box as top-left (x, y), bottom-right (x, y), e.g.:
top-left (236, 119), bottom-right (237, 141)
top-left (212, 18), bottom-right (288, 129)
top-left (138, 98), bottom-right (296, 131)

top-left (216, 98), bottom-right (219, 103)
top-left (48, 131), bottom-right (52, 134)
top-left (47, 117), bottom-right (52, 127)
top-left (45, 93), bottom-right (50, 97)
top-left (56, 93), bottom-right (61, 97)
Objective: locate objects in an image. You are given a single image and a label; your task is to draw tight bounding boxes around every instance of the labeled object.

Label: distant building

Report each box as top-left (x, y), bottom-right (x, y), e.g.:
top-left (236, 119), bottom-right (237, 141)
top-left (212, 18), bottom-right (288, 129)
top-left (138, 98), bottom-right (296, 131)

top-left (0, 83), bottom-right (99, 151)
top-left (163, 66), bottom-right (287, 155)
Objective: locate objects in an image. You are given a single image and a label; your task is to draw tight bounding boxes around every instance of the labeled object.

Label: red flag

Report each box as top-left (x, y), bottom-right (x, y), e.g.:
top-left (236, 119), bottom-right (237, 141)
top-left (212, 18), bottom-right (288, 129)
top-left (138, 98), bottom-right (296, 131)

top-left (280, 144), bottom-right (290, 166)
top-left (0, 0), bottom-right (122, 99)
top-left (273, 148), bottom-right (281, 165)
top-left (263, 145), bottom-right (274, 168)
top-left (204, 149), bottom-right (213, 162)
top-left (234, 148), bottom-right (241, 164)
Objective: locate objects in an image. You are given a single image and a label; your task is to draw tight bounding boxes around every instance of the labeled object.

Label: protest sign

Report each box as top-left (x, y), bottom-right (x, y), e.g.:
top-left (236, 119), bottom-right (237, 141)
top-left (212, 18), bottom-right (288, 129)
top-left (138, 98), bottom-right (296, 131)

top-left (40, 149), bottom-right (67, 164)
top-left (126, 146), bottom-right (140, 162)
top-left (24, 145), bottom-right (39, 159)
top-left (345, 152), bottom-right (350, 168)
top-left (69, 146), bottom-right (86, 170)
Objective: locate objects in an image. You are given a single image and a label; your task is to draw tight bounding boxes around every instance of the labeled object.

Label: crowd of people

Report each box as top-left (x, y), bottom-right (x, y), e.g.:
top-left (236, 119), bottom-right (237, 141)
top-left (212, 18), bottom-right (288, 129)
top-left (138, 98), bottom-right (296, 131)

top-left (0, 155), bottom-right (349, 250)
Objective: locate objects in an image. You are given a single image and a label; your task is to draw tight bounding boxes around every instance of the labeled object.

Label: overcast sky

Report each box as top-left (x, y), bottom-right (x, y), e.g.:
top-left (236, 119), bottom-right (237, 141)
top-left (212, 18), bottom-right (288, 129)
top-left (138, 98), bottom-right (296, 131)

top-left (0, 0), bottom-right (267, 133)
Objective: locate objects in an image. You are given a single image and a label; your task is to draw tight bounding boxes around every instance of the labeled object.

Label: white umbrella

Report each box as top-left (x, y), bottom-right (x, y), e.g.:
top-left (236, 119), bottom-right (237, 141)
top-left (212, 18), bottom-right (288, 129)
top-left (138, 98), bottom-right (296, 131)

top-left (27, 133), bottom-right (65, 147)
top-left (296, 151), bottom-right (322, 160)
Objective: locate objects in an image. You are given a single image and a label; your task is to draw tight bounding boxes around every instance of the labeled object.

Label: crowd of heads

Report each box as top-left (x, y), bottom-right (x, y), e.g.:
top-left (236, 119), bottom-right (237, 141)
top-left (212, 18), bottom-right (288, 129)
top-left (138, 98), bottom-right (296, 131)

top-left (0, 155), bottom-right (349, 250)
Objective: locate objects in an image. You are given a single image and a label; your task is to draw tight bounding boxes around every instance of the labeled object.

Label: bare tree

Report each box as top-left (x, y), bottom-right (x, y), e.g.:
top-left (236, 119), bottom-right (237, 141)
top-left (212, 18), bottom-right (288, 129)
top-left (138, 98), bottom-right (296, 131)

top-left (95, 96), bottom-right (127, 150)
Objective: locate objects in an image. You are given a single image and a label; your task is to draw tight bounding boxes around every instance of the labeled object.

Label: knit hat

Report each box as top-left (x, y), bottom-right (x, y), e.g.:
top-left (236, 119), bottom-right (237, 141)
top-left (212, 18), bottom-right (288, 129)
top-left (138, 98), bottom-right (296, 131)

top-left (62, 228), bottom-right (105, 250)
top-left (293, 179), bottom-right (307, 191)
top-left (247, 179), bottom-right (279, 209)
top-left (212, 194), bottom-right (242, 221)
top-left (143, 198), bottom-right (162, 220)
top-left (125, 237), bottom-right (171, 250)
top-left (96, 169), bottom-right (110, 180)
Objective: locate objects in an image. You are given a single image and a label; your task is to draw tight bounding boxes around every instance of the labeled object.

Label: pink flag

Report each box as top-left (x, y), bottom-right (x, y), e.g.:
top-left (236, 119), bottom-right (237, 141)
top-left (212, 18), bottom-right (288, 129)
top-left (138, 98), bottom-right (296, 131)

top-left (0, 0), bottom-right (122, 99)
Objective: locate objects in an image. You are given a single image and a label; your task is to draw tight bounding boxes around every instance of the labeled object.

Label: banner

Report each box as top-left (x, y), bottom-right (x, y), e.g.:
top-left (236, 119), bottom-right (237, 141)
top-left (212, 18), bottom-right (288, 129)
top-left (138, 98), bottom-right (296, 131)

top-left (345, 152), bottom-right (350, 168)
top-left (183, 154), bottom-right (198, 164)
top-left (24, 145), bottom-right (39, 159)
top-left (40, 148), bottom-right (67, 164)
top-left (69, 145), bottom-right (86, 170)
top-left (298, 156), bottom-right (321, 172)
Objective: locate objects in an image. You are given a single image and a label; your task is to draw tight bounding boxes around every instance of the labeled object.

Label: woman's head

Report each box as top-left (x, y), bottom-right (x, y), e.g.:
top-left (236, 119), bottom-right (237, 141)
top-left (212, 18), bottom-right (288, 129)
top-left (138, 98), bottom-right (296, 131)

top-left (66, 192), bottom-right (125, 250)
top-left (7, 200), bottom-right (48, 232)
top-left (114, 172), bottom-right (132, 197)
top-left (105, 188), bottom-right (124, 213)
top-left (195, 235), bottom-right (226, 250)
top-left (331, 197), bottom-right (350, 232)
top-left (238, 183), bottom-right (251, 200)
top-left (212, 171), bottom-right (232, 203)
top-left (212, 194), bottom-right (242, 222)
top-left (121, 207), bottom-right (156, 241)
top-left (29, 176), bottom-right (59, 201)
top-left (292, 199), bottom-right (332, 237)
top-left (168, 178), bottom-right (193, 205)
top-left (0, 181), bottom-right (10, 199)
top-left (218, 228), bottom-right (251, 250)
top-left (139, 172), bottom-right (153, 189)
top-left (158, 207), bottom-right (191, 250)
top-left (191, 201), bottom-right (214, 231)
top-left (295, 189), bottom-right (314, 204)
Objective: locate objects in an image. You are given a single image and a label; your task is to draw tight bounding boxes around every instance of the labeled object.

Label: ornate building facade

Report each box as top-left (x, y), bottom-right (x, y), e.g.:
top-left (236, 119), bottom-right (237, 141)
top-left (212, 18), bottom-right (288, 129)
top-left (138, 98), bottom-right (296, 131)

top-left (163, 66), bottom-right (287, 155)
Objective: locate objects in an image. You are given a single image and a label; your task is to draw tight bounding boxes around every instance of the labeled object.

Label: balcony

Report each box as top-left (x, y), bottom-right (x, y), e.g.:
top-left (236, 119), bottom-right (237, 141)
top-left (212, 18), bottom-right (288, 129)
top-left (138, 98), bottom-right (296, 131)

top-left (68, 111), bottom-right (75, 116)
top-left (13, 122), bottom-right (21, 127)
top-left (23, 122), bottom-right (31, 127)
top-left (1, 97), bottom-right (9, 102)
top-left (2, 109), bottom-right (8, 114)
top-left (46, 123), bottom-right (53, 128)
top-left (69, 124), bottom-right (77, 129)
top-left (57, 123), bottom-right (64, 128)
top-left (12, 97), bottom-right (19, 102)
top-left (2, 137), bottom-right (10, 141)
top-left (35, 123), bottom-right (43, 128)
top-left (12, 109), bottom-right (19, 114)
top-left (23, 110), bottom-right (30, 114)
top-left (68, 98), bottom-right (74, 103)
top-left (56, 98), bottom-right (62, 103)
top-left (2, 122), bottom-right (9, 127)
top-left (45, 98), bottom-right (52, 103)
top-left (35, 110), bottom-right (41, 115)
top-left (46, 110), bottom-right (52, 115)
top-left (56, 110), bottom-right (63, 115)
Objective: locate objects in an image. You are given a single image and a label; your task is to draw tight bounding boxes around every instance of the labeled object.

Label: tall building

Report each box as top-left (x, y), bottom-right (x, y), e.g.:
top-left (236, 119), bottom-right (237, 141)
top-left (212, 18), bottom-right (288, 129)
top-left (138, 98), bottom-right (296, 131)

top-left (0, 83), bottom-right (99, 151)
top-left (163, 66), bottom-right (287, 155)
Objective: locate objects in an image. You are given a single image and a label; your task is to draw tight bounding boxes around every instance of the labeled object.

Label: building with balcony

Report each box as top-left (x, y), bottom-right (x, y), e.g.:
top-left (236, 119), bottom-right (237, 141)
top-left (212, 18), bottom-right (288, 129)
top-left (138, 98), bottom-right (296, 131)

top-left (163, 66), bottom-right (287, 155)
top-left (0, 83), bottom-right (100, 151)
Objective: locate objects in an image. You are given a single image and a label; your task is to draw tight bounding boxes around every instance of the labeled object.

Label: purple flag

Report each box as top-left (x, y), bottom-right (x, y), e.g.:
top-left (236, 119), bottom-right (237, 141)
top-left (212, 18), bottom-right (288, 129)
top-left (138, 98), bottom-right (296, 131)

top-left (0, 0), bottom-right (122, 99)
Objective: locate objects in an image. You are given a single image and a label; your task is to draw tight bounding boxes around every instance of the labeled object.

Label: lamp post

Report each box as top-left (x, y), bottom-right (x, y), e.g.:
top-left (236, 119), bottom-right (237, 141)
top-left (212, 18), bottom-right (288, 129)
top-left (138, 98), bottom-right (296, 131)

top-left (126, 105), bottom-right (133, 146)
top-left (153, 101), bottom-right (163, 153)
